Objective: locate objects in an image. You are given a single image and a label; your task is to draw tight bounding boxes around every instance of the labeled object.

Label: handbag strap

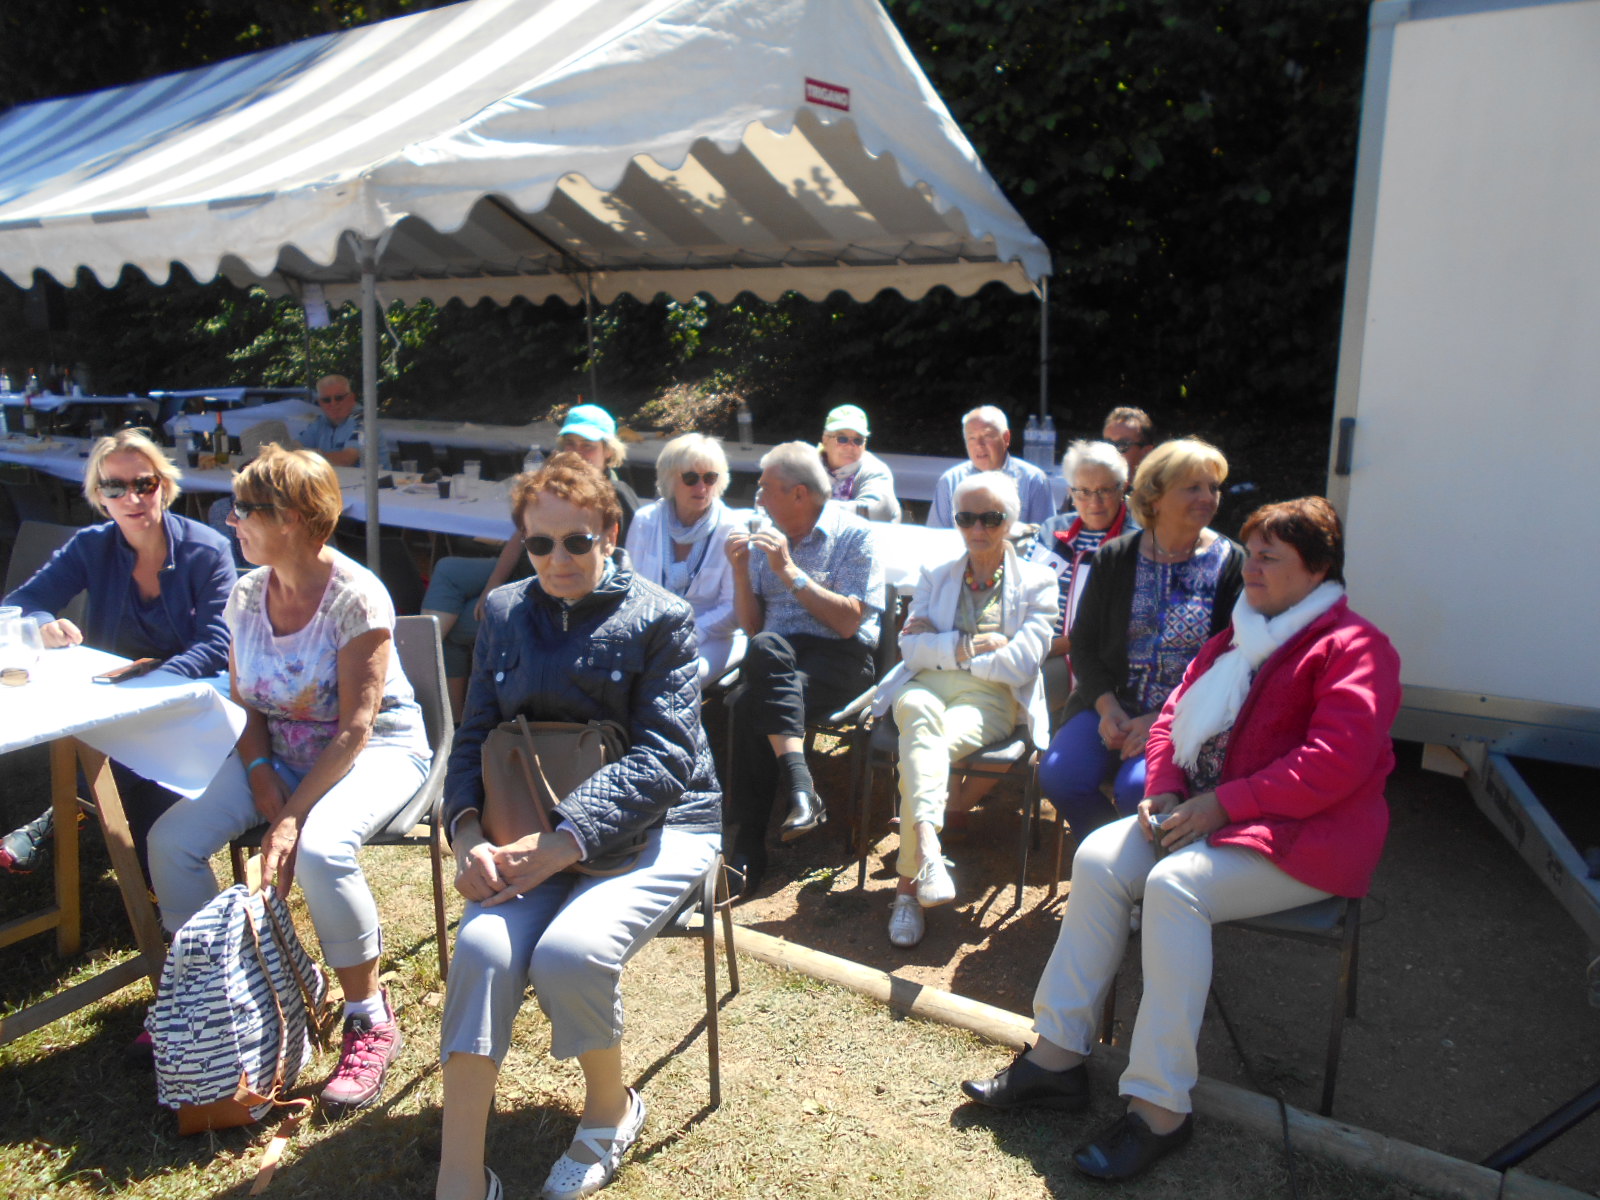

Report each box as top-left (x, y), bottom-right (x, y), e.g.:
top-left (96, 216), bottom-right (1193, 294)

top-left (261, 888), bottom-right (332, 1046)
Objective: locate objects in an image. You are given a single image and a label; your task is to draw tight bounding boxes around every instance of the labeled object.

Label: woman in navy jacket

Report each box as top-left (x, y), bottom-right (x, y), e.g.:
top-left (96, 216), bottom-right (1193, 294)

top-left (436, 453), bottom-right (720, 1200)
top-left (1, 429), bottom-right (234, 878)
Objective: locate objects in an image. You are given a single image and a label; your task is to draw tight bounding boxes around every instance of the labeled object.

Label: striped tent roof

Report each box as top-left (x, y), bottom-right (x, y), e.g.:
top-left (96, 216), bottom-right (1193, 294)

top-left (0, 0), bottom-right (1049, 307)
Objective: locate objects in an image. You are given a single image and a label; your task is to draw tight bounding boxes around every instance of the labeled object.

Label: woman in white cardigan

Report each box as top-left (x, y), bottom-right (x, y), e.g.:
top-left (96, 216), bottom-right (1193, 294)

top-left (625, 433), bottom-right (744, 684)
top-left (870, 471), bottom-right (1058, 947)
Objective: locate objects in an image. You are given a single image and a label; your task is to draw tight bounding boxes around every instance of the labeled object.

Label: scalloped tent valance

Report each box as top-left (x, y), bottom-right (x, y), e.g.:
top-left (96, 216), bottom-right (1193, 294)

top-left (0, 0), bottom-right (1050, 306)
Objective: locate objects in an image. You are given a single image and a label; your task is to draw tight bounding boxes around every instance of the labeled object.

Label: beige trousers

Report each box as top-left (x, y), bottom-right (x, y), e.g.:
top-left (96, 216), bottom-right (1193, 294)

top-left (890, 668), bottom-right (1018, 877)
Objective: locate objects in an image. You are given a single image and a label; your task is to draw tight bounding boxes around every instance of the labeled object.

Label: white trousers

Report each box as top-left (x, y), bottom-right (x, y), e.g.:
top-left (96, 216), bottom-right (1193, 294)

top-left (1032, 815), bottom-right (1331, 1112)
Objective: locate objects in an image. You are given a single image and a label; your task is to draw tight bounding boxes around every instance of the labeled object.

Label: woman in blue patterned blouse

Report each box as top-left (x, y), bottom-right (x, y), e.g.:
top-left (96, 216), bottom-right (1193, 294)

top-left (1038, 439), bottom-right (1242, 838)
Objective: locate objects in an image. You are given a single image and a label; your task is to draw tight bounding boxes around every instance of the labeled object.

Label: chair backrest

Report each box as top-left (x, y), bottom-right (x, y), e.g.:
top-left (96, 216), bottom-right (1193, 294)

top-left (4, 520), bottom-right (87, 624)
top-left (388, 614), bottom-right (455, 830)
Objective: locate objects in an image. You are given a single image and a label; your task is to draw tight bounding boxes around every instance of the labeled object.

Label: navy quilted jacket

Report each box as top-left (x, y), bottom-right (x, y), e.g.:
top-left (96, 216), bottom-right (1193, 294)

top-left (443, 551), bottom-right (722, 858)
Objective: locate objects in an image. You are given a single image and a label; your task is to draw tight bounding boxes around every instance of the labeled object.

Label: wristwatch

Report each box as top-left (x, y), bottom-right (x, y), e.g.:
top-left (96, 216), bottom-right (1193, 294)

top-left (789, 572), bottom-right (811, 593)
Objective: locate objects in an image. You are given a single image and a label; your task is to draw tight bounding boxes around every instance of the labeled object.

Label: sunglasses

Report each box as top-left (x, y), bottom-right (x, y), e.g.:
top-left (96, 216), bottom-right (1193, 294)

top-left (231, 501), bottom-right (278, 519)
top-left (1108, 438), bottom-right (1149, 452)
top-left (829, 433), bottom-right (866, 446)
top-left (681, 470), bottom-right (720, 487)
top-left (524, 533), bottom-right (601, 557)
top-left (99, 474), bottom-right (161, 499)
top-left (954, 510), bottom-right (1006, 529)
top-left (318, 391), bottom-right (353, 405)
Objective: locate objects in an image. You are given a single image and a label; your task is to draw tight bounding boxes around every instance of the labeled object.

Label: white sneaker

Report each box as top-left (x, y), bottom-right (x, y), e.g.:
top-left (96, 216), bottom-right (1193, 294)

top-left (914, 855), bottom-right (957, 907)
top-left (540, 1088), bottom-right (646, 1200)
top-left (888, 894), bottom-right (925, 947)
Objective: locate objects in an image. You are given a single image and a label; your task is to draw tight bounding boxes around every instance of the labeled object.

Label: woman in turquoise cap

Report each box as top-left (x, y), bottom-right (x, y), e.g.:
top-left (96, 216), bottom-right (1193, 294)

top-left (818, 403), bottom-right (900, 522)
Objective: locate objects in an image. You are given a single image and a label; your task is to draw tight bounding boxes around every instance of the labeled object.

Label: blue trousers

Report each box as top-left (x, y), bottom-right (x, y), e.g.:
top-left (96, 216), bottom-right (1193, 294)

top-left (1038, 708), bottom-right (1147, 838)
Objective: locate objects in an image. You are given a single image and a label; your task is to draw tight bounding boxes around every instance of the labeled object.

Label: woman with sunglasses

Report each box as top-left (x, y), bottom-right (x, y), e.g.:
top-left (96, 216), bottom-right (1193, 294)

top-left (1022, 440), bottom-right (1138, 722)
top-left (147, 444), bottom-right (431, 1110)
top-left (817, 403), bottom-right (900, 522)
top-left (623, 433), bottom-right (743, 684)
top-left (435, 452), bottom-right (721, 1200)
top-left (0, 429), bottom-right (234, 878)
top-left (867, 472), bottom-right (1057, 947)
top-left (420, 404), bottom-right (637, 718)
top-left (1038, 438), bottom-right (1242, 840)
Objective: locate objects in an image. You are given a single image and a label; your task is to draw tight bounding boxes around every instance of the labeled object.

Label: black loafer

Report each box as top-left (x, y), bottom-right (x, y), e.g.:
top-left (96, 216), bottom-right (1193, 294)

top-left (960, 1053), bottom-right (1090, 1111)
top-left (779, 788), bottom-right (826, 841)
top-left (1072, 1110), bottom-right (1192, 1180)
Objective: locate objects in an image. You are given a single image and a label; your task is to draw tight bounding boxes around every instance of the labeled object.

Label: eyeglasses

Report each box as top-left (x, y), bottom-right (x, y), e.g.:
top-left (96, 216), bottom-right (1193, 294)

top-left (954, 510), bottom-right (1006, 529)
top-left (681, 471), bottom-right (720, 487)
top-left (231, 501), bottom-right (278, 519)
top-left (524, 533), bottom-right (601, 557)
top-left (98, 474), bottom-right (161, 499)
top-left (1108, 438), bottom-right (1149, 452)
top-left (829, 433), bottom-right (866, 446)
top-left (1070, 486), bottom-right (1121, 501)
top-left (318, 391), bottom-right (353, 405)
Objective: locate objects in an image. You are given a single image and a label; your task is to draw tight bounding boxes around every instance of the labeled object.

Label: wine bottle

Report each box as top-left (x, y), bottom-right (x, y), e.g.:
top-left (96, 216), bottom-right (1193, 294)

top-left (211, 411), bottom-right (230, 467)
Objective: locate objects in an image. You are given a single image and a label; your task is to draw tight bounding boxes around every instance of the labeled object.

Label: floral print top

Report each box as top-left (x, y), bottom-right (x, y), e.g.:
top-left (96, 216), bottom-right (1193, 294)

top-left (1125, 537), bottom-right (1234, 715)
top-left (227, 550), bottom-right (428, 771)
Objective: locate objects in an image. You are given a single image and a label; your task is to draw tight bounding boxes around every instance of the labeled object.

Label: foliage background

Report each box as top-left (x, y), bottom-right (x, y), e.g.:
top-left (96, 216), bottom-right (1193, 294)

top-left (0, 0), bottom-right (1368, 505)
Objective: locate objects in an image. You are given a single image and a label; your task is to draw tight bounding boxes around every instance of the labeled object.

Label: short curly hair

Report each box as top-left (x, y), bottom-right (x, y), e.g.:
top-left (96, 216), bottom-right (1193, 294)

top-left (233, 443), bottom-right (344, 545)
top-left (1239, 496), bottom-right (1345, 585)
top-left (511, 451), bottom-right (622, 536)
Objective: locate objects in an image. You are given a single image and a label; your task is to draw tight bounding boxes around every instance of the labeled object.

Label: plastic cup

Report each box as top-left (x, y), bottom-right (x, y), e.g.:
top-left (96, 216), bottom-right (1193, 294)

top-left (437, 478), bottom-right (452, 499)
top-left (464, 460), bottom-right (482, 481)
top-left (401, 459), bottom-right (419, 475)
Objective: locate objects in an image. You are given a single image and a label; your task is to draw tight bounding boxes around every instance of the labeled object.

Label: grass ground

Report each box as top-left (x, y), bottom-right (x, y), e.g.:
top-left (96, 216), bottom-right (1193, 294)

top-left (0, 741), bottom-right (1428, 1200)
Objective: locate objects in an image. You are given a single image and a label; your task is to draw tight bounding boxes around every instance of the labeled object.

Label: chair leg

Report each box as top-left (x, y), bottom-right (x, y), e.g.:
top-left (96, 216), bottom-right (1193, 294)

top-left (718, 861), bottom-right (740, 997)
top-left (1320, 899), bottom-right (1361, 1116)
top-left (1100, 978), bottom-right (1117, 1045)
top-left (700, 861), bottom-right (721, 1109)
top-left (229, 842), bottom-right (248, 885)
top-left (431, 820), bottom-right (451, 982)
top-left (1013, 770), bottom-right (1036, 910)
top-left (1049, 800), bottom-right (1067, 902)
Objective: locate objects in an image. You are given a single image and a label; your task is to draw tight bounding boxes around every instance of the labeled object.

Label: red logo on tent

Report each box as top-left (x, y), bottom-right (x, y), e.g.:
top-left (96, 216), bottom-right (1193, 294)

top-left (805, 78), bottom-right (850, 112)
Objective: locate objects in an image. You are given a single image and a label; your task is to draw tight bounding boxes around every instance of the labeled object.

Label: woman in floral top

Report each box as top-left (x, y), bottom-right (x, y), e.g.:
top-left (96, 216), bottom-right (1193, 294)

top-left (1037, 439), bottom-right (1242, 838)
top-left (148, 445), bottom-right (429, 1112)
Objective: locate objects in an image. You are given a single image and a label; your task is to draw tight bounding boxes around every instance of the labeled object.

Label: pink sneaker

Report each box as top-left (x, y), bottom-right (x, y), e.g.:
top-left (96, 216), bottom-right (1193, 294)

top-left (320, 993), bottom-right (403, 1109)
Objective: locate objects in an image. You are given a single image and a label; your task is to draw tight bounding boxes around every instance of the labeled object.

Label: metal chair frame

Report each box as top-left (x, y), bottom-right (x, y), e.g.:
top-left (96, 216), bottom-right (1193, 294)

top-left (230, 614), bottom-right (455, 979)
top-left (657, 854), bottom-right (742, 1107)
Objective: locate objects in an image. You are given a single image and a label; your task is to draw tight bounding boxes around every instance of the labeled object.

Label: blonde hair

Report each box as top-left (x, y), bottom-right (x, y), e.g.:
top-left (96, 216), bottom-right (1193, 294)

top-left (83, 429), bottom-right (182, 516)
top-left (655, 433), bottom-right (730, 502)
top-left (233, 443), bottom-right (344, 545)
top-left (1129, 437), bottom-right (1228, 527)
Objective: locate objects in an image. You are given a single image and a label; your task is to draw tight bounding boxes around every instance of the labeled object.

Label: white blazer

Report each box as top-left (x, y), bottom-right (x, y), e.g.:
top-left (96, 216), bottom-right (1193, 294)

top-left (624, 499), bottom-right (741, 642)
top-left (871, 543), bottom-right (1059, 748)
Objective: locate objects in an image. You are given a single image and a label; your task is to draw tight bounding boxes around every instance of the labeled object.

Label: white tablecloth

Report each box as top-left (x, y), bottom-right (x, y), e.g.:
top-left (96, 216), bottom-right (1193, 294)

top-left (0, 645), bottom-right (244, 799)
top-left (165, 397), bottom-right (320, 441)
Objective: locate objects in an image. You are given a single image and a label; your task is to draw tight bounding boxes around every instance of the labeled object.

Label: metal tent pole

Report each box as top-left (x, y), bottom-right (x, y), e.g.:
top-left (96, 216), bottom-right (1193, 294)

top-left (359, 242), bottom-right (381, 570)
top-left (584, 277), bottom-right (599, 403)
top-left (1038, 277), bottom-right (1050, 418)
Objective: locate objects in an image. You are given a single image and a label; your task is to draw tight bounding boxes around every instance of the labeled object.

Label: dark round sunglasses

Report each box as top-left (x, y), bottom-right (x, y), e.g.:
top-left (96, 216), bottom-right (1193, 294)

top-left (954, 510), bottom-right (1006, 529)
top-left (98, 474), bottom-right (161, 499)
top-left (681, 470), bottom-right (720, 487)
top-left (524, 533), bottom-right (601, 557)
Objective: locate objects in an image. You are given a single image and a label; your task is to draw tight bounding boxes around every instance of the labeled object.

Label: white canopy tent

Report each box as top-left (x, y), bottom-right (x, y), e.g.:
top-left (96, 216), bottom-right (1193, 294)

top-left (0, 0), bottom-right (1051, 563)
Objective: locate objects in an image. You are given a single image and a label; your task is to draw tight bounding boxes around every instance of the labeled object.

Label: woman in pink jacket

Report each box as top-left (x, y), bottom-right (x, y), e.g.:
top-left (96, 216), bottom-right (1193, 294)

top-left (961, 497), bottom-right (1401, 1181)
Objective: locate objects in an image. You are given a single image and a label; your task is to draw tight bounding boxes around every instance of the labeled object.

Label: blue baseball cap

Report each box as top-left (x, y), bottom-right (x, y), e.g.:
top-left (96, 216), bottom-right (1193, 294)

top-left (559, 403), bottom-right (616, 443)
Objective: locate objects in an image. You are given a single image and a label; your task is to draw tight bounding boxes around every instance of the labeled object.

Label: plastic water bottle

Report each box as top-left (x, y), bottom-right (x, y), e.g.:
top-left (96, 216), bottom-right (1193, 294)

top-left (1041, 413), bottom-right (1057, 469)
top-left (522, 444), bottom-right (544, 474)
top-left (1023, 414), bottom-right (1040, 467)
top-left (0, 370), bottom-right (11, 395)
top-left (736, 399), bottom-right (754, 450)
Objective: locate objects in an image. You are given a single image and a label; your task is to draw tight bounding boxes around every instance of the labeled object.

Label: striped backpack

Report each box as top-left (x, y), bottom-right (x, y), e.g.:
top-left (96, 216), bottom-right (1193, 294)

top-left (148, 884), bottom-right (329, 1138)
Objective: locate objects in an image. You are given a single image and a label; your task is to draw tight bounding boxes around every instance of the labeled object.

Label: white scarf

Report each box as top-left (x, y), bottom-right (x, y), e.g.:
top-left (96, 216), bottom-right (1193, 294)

top-left (1167, 580), bottom-right (1345, 770)
top-left (661, 499), bottom-right (721, 594)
